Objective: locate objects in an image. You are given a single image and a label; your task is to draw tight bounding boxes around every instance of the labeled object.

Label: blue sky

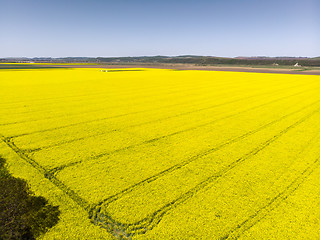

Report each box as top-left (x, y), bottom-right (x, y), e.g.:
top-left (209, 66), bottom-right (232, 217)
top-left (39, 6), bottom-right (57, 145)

top-left (1, 0), bottom-right (319, 57)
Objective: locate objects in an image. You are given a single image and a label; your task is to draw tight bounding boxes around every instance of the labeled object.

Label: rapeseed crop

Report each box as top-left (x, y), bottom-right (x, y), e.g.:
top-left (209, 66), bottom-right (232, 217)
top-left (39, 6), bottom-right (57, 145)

top-left (0, 67), bottom-right (319, 239)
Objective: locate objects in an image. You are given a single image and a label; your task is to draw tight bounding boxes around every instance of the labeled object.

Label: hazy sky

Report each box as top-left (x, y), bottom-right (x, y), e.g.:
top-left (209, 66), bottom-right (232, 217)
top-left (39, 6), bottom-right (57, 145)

top-left (1, 0), bottom-right (319, 58)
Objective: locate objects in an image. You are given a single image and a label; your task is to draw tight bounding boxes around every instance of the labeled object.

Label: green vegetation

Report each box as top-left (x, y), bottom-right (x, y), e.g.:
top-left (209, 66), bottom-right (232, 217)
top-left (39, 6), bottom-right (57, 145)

top-left (0, 64), bottom-right (66, 70)
top-left (0, 156), bottom-right (60, 240)
top-left (1, 56), bottom-right (320, 67)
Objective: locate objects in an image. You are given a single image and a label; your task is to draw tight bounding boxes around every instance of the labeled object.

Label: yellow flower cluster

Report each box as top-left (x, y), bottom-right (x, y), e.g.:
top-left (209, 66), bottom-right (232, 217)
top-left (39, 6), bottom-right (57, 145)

top-left (0, 67), bottom-right (319, 239)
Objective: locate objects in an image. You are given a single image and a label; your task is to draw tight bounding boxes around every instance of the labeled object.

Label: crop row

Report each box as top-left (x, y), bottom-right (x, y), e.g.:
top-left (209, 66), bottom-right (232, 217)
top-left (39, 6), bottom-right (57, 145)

top-left (1, 69), bottom-right (319, 239)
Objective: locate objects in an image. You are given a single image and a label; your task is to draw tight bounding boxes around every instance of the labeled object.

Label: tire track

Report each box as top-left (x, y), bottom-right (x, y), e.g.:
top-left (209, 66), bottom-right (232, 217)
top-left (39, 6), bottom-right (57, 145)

top-left (6, 75), bottom-right (260, 133)
top-left (24, 87), bottom-right (293, 153)
top-left (0, 69), bottom-right (145, 106)
top-left (2, 73), bottom-right (310, 123)
top-left (9, 83), bottom-right (287, 139)
top-left (5, 67), bottom-right (287, 120)
top-left (0, 134), bottom-right (130, 239)
top-left (90, 104), bottom-right (320, 236)
top-left (22, 84), bottom-right (320, 155)
top-left (0, 135), bottom-right (89, 210)
top-left (222, 154), bottom-right (320, 240)
top-left (49, 91), bottom-right (320, 176)
top-left (1, 71), bottom-right (243, 117)
top-left (0, 89), bottom-right (215, 127)
top-left (2, 71), bottom-right (319, 239)
top-left (2, 98), bottom-right (319, 240)
top-left (102, 103), bottom-right (320, 209)
top-left (3, 100), bottom-right (318, 239)
top-left (0, 69), bottom-right (177, 108)
top-left (5, 76), bottom-right (313, 137)
top-left (0, 86), bottom-right (108, 107)
top-left (0, 76), bottom-right (261, 127)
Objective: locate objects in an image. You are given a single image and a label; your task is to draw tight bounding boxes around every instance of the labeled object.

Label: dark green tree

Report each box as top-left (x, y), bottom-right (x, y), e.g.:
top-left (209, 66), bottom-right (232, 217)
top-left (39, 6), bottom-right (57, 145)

top-left (0, 156), bottom-right (60, 240)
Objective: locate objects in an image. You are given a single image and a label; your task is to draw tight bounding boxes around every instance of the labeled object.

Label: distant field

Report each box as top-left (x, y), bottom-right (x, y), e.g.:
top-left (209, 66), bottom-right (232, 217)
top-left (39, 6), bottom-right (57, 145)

top-left (0, 68), bottom-right (319, 239)
top-left (1, 62), bottom-right (320, 75)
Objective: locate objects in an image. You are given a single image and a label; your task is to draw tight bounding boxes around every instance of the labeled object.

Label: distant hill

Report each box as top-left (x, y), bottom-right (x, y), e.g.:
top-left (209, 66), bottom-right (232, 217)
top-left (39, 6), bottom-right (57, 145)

top-left (1, 56), bottom-right (320, 67)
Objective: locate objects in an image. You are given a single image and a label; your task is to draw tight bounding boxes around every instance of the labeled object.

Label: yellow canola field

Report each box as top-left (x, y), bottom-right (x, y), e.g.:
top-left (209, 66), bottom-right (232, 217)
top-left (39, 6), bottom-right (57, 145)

top-left (0, 68), bottom-right (319, 239)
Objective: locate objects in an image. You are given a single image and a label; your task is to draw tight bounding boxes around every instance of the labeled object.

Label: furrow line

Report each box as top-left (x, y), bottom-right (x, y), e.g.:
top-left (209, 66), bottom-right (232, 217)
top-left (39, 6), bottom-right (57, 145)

top-left (0, 76), bottom-right (262, 127)
top-left (0, 135), bottom-right (90, 210)
top-left (9, 83), bottom-right (289, 139)
top-left (92, 100), bottom-right (320, 209)
top-left (51, 92), bottom-right (320, 177)
top-left (92, 104), bottom-right (320, 235)
top-left (1, 71), bottom-right (245, 114)
top-left (32, 85), bottom-right (320, 153)
top-left (0, 70), bottom-right (185, 108)
top-left (3, 75), bottom-right (312, 126)
top-left (7, 78), bottom-right (314, 138)
top-left (222, 134), bottom-right (320, 239)
top-left (0, 134), bottom-right (130, 240)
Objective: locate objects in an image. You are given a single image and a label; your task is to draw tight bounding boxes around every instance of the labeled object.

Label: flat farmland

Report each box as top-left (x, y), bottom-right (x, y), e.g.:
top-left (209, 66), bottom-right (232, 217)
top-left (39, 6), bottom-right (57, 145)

top-left (0, 68), bottom-right (319, 239)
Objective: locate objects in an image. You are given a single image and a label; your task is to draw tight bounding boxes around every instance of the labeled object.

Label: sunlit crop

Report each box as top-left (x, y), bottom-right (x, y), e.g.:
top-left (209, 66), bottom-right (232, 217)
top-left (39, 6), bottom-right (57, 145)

top-left (0, 67), bottom-right (319, 239)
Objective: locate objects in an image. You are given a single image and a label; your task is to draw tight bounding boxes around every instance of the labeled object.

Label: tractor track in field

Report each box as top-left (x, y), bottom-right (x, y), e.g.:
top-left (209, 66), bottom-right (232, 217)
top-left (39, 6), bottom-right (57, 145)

top-left (11, 82), bottom-right (319, 158)
top-left (0, 77), bottom-right (222, 124)
top-left (1, 72), bottom-right (305, 121)
top-left (49, 91), bottom-right (320, 176)
top-left (8, 79), bottom-right (295, 139)
top-left (1, 100), bottom-right (320, 239)
top-left (228, 158), bottom-right (320, 239)
top-left (47, 97), bottom-right (318, 178)
top-left (0, 88), bottom-right (108, 107)
top-left (24, 81), bottom-right (318, 154)
top-left (12, 79), bottom-right (271, 149)
top-left (2, 68), bottom-right (320, 240)
top-left (222, 133), bottom-right (320, 240)
top-left (4, 77), bottom-right (311, 137)
top-left (0, 71), bottom-right (196, 109)
top-left (1, 83), bottom-right (228, 128)
top-left (89, 105), bottom-right (320, 237)
top-left (0, 74), bottom-right (294, 124)
top-left (1, 74), bottom-right (247, 123)
top-left (25, 87), bottom-right (293, 153)
top-left (7, 86), bottom-right (259, 138)
top-left (91, 99), bottom-right (320, 206)
top-left (0, 135), bottom-right (90, 210)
